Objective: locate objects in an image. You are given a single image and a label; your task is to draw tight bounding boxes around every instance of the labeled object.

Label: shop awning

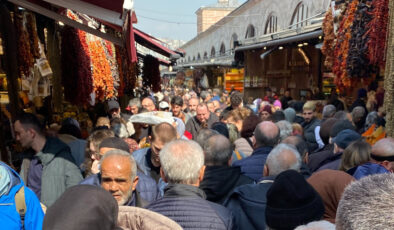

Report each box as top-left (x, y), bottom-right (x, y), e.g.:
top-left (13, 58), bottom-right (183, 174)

top-left (7, 0), bottom-right (138, 62)
top-left (134, 28), bottom-right (180, 59)
top-left (137, 53), bottom-right (171, 66)
top-left (235, 29), bottom-right (323, 52)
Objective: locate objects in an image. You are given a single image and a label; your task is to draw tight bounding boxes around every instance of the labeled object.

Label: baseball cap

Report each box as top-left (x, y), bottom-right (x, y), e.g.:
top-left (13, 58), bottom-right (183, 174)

top-left (332, 129), bottom-right (361, 149)
top-left (159, 101), bottom-right (169, 110)
top-left (108, 100), bottom-right (120, 111)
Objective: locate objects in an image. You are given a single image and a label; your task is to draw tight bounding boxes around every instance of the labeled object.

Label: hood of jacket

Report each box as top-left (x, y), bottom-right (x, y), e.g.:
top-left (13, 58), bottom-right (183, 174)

top-left (200, 166), bottom-right (253, 203)
top-left (117, 206), bottom-right (182, 230)
top-left (36, 137), bottom-right (71, 166)
top-left (227, 179), bottom-right (274, 229)
top-left (0, 162), bottom-right (22, 196)
top-left (352, 162), bottom-right (390, 180)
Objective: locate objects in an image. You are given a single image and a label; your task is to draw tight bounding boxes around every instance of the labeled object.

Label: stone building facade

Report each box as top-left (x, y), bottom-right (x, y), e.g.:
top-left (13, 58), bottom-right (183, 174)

top-left (178, 0), bottom-right (331, 65)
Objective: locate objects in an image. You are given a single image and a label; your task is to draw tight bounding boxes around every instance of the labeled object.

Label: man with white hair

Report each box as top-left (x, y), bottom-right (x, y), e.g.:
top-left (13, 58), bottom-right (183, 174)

top-left (146, 140), bottom-right (233, 230)
top-left (100, 150), bottom-right (142, 206)
top-left (225, 144), bottom-right (301, 229)
top-left (336, 173), bottom-right (394, 230)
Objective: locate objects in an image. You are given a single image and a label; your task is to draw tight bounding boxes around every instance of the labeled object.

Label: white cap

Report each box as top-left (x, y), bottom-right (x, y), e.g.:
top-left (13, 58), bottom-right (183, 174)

top-left (159, 101), bottom-right (169, 109)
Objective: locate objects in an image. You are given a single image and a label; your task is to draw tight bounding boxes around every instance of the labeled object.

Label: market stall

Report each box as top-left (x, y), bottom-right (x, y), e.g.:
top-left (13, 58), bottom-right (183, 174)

top-left (321, 0), bottom-right (389, 95)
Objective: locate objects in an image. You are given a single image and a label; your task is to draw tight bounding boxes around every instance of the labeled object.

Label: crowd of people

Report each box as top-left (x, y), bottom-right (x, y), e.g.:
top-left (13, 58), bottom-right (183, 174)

top-left (1, 85), bottom-right (393, 230)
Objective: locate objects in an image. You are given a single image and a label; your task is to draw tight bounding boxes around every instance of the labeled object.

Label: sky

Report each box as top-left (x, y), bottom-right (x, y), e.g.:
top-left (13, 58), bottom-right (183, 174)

top-left (133, 0), bottom-right (247, 42)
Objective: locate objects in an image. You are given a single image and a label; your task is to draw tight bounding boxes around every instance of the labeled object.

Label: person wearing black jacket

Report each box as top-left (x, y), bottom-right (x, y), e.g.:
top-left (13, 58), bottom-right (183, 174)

top-left (200, 134), bottom-right (254, 204)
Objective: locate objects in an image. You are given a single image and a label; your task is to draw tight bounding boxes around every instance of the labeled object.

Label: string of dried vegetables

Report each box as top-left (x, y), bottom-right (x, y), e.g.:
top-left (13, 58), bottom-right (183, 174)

top-left (15, 13), bottom-right (34, 77)
top-left (365, 0), bottom-right (389, 68)
top-left (332, 0), bottom-right (359, 90)
top-left (142, 55), bottom-right (161, 93)
top-left (346, 0), bottom-right (375, 78)
top-left (115, 45), bottom-right (138, 96)
top-left (25, 12), bottom-right (40, 59)
top-left (61, 26), bottom-right (93, 105)
top-left (87, 38), bottom-right (115, 100)
top-left (322, 9), bottom-right (335, 69)
top-left (102, 39), bottom-right (119, 96)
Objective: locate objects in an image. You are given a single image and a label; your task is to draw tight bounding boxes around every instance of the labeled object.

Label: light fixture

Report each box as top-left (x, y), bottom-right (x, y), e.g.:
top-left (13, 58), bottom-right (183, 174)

top-left (297, 48), bottom-right (310, 65)
top-left (263, 47), bottom-right (267, 50)
top-left (169, 66), bottom-right (173, 72)
top-left (318, 36), bottom-right (322, 39)
top-left (298, 44), bottom-right (303, 47)
top-left (303, 42), bottom-right (308, 46)
top-left (58, 21), bottom-right (65, 26)
top-left (278, 46), bottom-right (284, 50)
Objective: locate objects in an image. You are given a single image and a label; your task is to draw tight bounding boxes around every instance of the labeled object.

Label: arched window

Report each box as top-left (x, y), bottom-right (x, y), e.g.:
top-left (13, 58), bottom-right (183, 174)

top-left (264, 14), bottom-right (278, 34)
top-left (245, 24), bottom-right (255, 38)
top-left (211, 46), bottom-right (216, 57)
top-left (230, 33), bottom-right (238, 50)
top-left (219, 43), bottom-right (226, 56)
top-left (203, 52), bottom-right (208, 59)
top-left (290, 2), bottom-right (308, 29)
top-left (197, 53), bottom-right (201, 60)
top-left (188, 56), bottom-right (191, 62)
top-left (192, 56), bottom-right (195, 61)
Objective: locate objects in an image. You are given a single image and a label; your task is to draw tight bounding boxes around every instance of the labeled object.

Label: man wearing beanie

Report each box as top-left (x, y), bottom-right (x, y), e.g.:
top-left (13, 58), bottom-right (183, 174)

top-left (317, 129), bottom-right (361, 171)
top-left (308, 119), bottom-right (355, 172)
top-left (265, 170), bottom-right (324, 230)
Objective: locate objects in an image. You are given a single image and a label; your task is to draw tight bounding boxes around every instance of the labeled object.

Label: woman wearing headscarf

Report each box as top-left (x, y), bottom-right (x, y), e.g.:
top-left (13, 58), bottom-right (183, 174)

top-left (43, 185), bottom-right (120, 230)
top-left (307, 170), bottom-right (355, 223)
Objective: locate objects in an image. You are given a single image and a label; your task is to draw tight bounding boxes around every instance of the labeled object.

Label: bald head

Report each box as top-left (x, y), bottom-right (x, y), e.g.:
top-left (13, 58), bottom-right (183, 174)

top-left (372, 138), bottom-right (394, 157)
top-left (254, 121), bottom-right (280, 148)
top-left (203, 134), bottom-right (232, 166)
top-left (371, 138), bottom-right (394, 172)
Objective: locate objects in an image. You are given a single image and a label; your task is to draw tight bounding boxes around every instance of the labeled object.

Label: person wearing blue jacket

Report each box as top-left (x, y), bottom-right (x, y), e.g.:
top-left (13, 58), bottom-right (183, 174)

top-left (0, 162), bottom-right (44, 230)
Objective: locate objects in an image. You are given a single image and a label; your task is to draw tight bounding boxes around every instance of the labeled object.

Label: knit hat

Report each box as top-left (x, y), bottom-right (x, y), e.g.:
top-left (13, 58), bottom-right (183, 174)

top-left (266, 170), bottom-right (325, 230)
top-left (108, 100), bottom-right (120, 111)
top-left (260, 105), bottom-right (273, 114)
top-left (332, 129), bottom-right (361, 149)
top-left (211, 122), bottom-right (229, 138)
top-left (329, 120), bottom-right (355, 138)
top-left (283, 108), bottom-right (296, 123)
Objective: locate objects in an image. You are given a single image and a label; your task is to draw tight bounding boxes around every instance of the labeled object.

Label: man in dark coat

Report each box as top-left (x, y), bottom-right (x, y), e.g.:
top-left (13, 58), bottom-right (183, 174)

top-left (147, 140), bottom-right (233, 230)
top-left (301, 101), bottom-right (321, 152)
top-left (232, 121), bottom-right (280, 181)
top-left (200, 134), bottom-right (253, 204)
top-left (224, 144), bottom-right (302, 230)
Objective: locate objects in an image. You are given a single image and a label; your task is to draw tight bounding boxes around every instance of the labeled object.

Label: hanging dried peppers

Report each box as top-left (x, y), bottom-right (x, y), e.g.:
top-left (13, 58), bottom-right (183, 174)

top-left (365, 0), bottom-right (389, 68)
top-left (61, 26), bottom-right (93, 105)
top-left (25, 13), bottom-right (40, 59)
top-left (142, 55), bottom-right (161, 93)
top-left (87, 38), bottom-right (115, 100)
top-left (15, 13), bottom-right (34, 77)
top-left (346, 0), bottom-right (375, 78)
top-left (332, 0), bottom-right (359, 90)
top-left (115, 45), bottom-right (138, 96)
top-left (322, 10), bottom-right (335, 69)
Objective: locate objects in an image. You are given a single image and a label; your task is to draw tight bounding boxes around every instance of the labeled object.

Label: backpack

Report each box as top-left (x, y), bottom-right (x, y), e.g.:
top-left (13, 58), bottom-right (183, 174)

top-left (15, 186), bottom-right (26, 230)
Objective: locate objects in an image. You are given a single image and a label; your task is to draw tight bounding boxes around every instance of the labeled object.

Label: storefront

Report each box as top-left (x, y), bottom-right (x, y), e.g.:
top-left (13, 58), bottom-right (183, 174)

top-left (236, 29), bottom-right (324, 100)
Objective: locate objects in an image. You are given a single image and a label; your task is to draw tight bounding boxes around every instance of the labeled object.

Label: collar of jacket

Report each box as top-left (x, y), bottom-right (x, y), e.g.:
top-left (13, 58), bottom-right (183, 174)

top-left (252, 146), bottom-right (273, 156)
top-left (164, 183), bottom-right (206, 199)
top-left (35, 137), bottom-right (69, 166)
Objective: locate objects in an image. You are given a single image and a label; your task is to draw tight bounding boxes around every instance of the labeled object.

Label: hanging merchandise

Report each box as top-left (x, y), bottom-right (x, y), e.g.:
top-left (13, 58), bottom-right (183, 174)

top-left (332, 0), bottom-right (359, 90)
top-left (365, 0), bottom-right (389, 68)
top-left (142, 55), bottom-right (161, 93)
top-left (103, 40), bottom-right (119, 95)
top-left (61, 26), bottom-right (93, 105)
top-left (322, 9), bottom-right (335, 69)
top-left (25, 13), bottom-right (40, 59)
top-left (15, 13), bottom-right (34, 77)
top-left (346, 0), bottom-right (375, 78)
